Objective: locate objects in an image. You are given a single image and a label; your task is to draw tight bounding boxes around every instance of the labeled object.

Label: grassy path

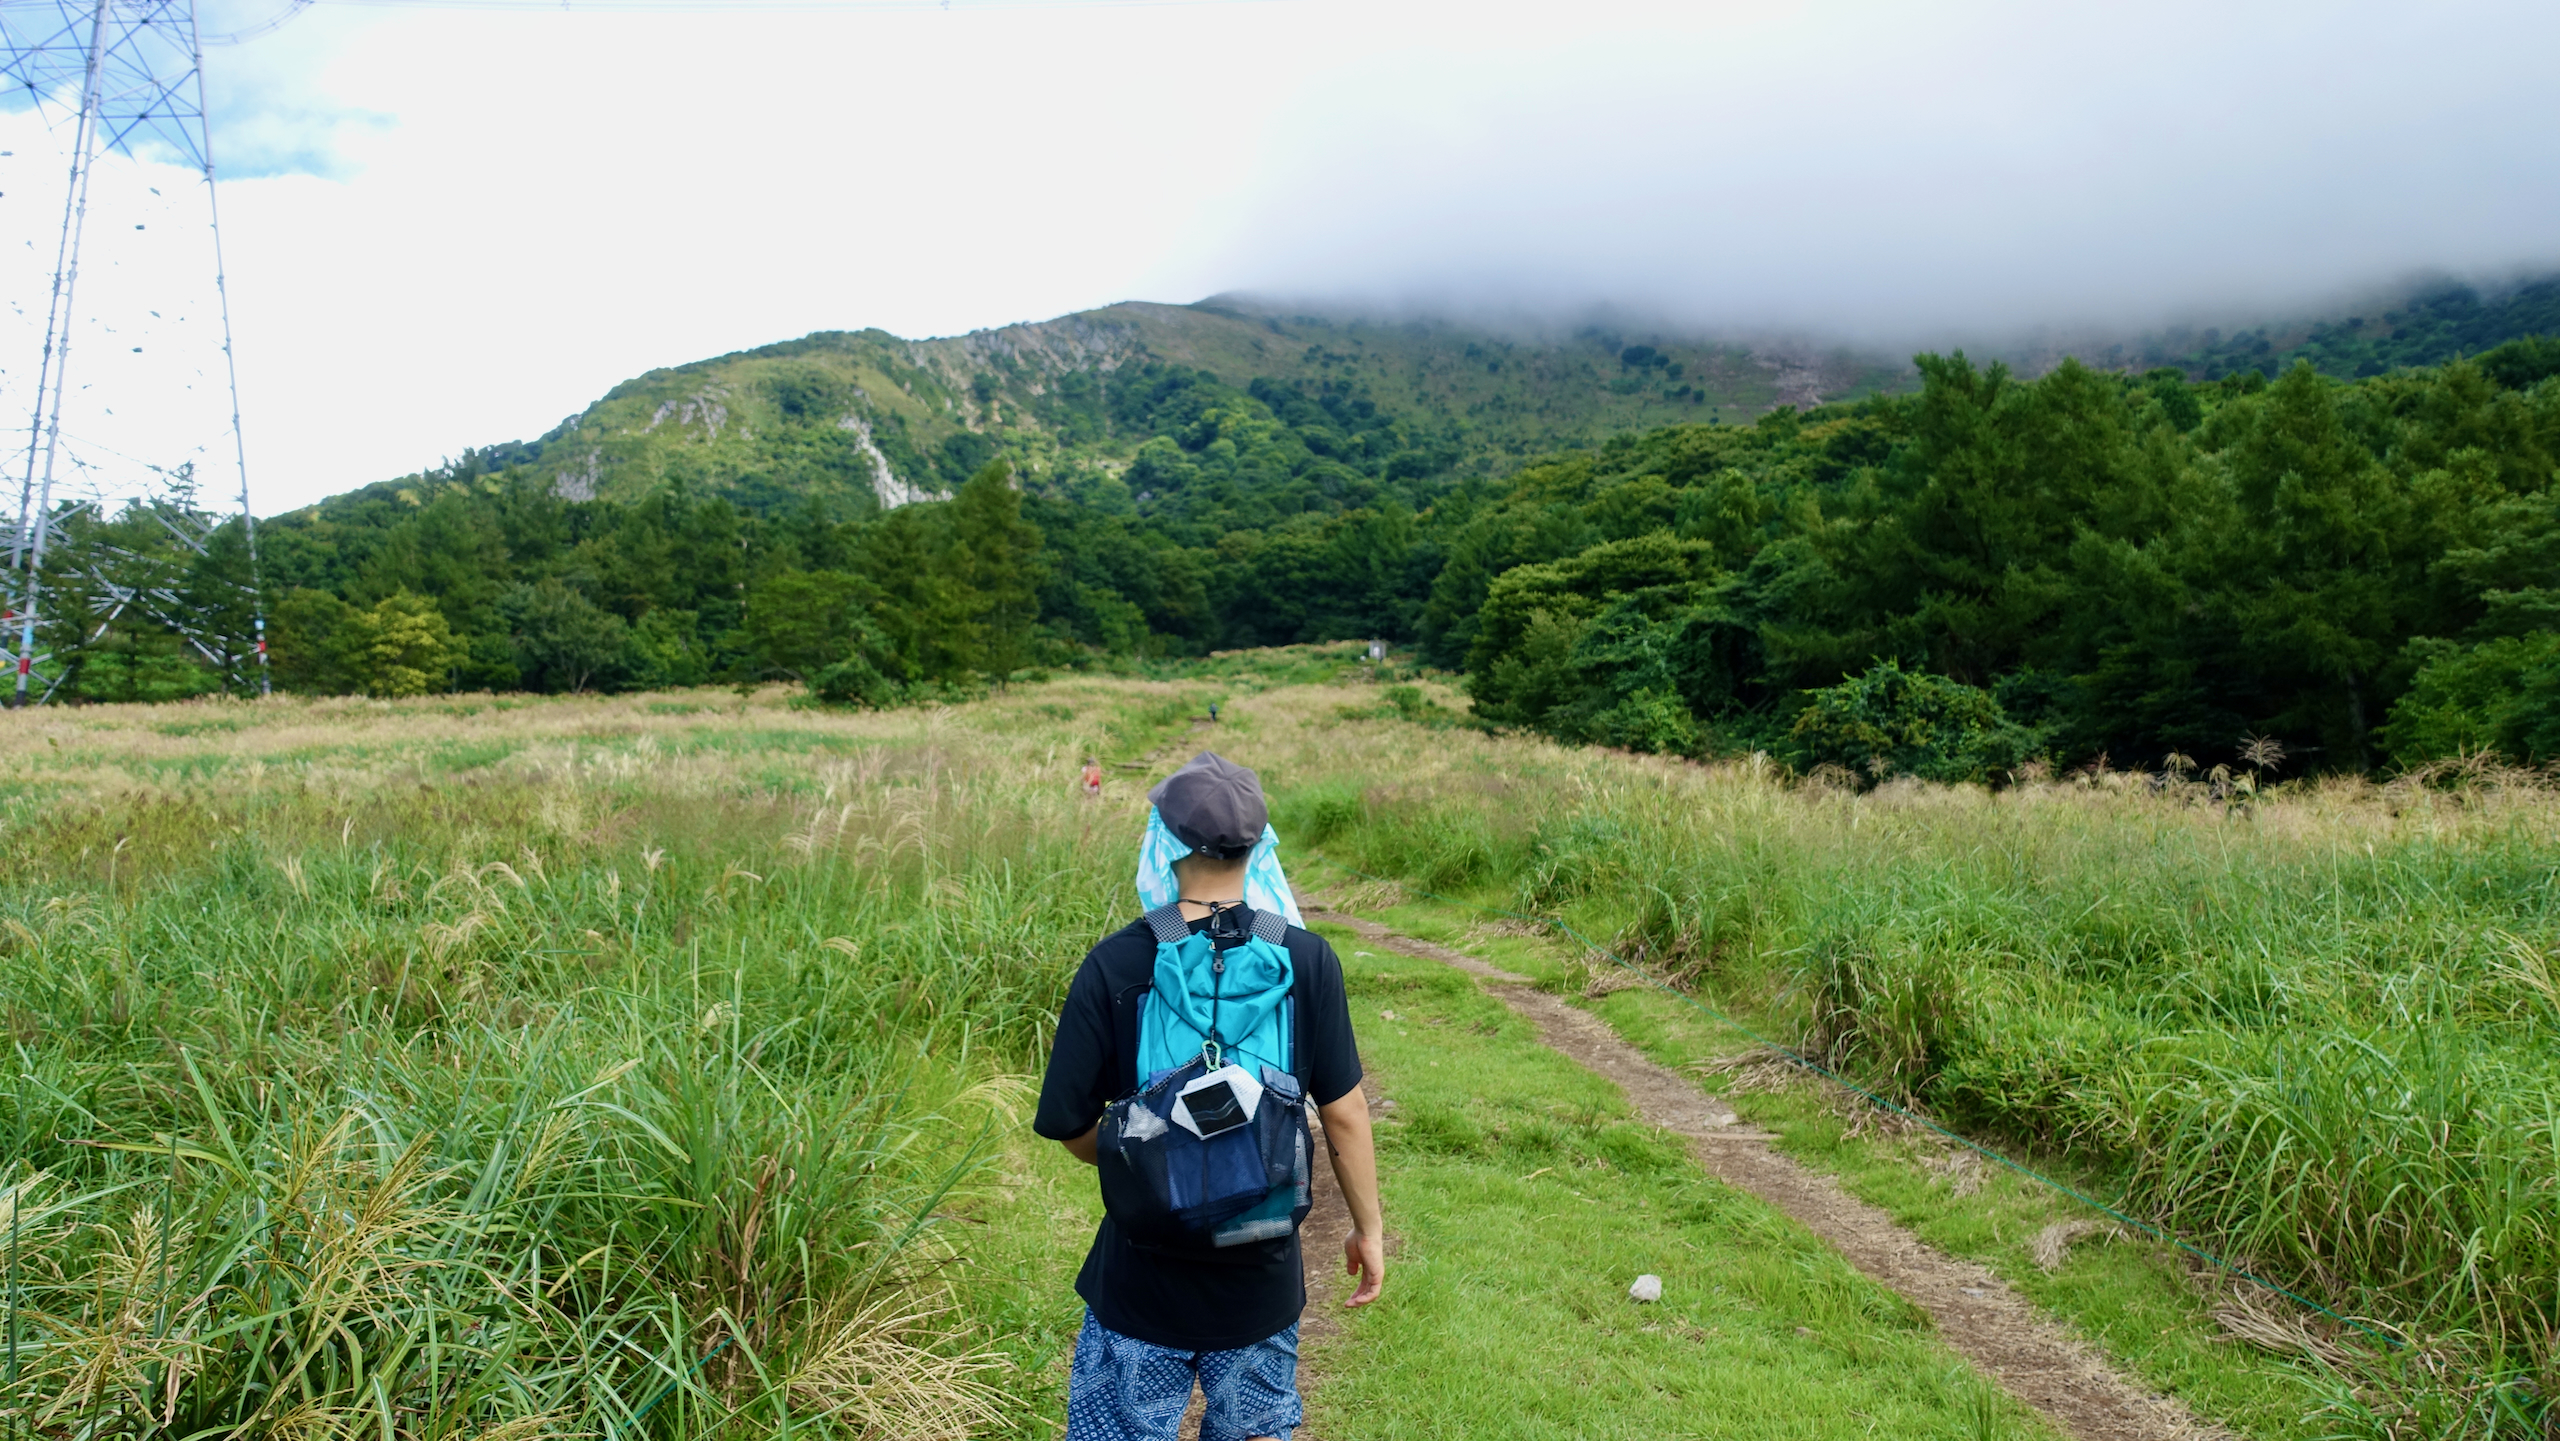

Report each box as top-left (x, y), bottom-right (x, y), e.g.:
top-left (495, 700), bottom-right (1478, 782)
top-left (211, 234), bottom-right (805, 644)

top-left (1582, 986), bottom-right (2329, 1440)
top-left (1273, 917), bottom-right (2079, 1440)
top-left (1307, 902), bottom-right (2233, 1441)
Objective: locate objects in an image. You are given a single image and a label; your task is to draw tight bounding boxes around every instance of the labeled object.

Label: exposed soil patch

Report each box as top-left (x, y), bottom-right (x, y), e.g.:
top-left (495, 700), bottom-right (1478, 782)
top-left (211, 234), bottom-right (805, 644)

top-left (1308, 902), bottom-right (2236, 1441)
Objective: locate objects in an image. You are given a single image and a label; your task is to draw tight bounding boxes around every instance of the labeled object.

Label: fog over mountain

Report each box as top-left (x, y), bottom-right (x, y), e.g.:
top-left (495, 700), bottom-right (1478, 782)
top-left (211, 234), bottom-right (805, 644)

top-left (1164, 1), bottom-right (2560, 348)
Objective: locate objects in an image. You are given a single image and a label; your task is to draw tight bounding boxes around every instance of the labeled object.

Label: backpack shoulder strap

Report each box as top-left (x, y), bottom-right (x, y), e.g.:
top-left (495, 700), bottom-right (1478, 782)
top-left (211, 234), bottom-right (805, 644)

top-left (1288, 975), bottom-right (1303, 1082)
top-left (1259, 907), bottom-right (1298, 1077)
top-left (1143, 903), bottom-right (1191, 946)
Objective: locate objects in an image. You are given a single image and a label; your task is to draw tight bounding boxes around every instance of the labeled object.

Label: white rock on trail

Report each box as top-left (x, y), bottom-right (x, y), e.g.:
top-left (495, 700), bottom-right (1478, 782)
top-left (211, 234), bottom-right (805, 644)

top-left (1629, 1274), bottom-right (1662, 1303)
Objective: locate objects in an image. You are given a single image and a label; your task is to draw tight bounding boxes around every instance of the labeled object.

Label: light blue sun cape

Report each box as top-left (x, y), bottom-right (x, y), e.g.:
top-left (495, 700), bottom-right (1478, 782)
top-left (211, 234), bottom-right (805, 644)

top-left (1132, 806), bottom-right (1305, 925)
top-left (1131, 806), bottom-right (1306, 1083)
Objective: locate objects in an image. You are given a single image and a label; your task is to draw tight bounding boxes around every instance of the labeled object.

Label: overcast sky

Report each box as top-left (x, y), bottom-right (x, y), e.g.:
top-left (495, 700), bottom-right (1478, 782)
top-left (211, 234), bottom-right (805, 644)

top-left (3, 0), bottom-right (2556, 514)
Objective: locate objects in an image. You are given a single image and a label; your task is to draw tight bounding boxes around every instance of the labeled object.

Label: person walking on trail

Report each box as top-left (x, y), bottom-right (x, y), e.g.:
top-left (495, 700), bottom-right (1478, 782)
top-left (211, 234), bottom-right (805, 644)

top-left (1208, 700), bottom-right (1220, 724)
top-left (1036, 750), bottom-right (1384, 1441)
top-left (1082, 757), bottom-right (1104, 800)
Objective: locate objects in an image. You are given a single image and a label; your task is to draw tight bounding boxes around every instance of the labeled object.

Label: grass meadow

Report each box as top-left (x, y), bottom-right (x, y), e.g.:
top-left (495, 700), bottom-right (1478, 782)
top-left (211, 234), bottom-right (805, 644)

top-left (1291, 695), bottom-right (2560, 1440)
top-left (3, 649), bottom-right (2554, 1438)
top-left (0, 681), bottom-right (1199, 1438)
top-left (1297, 930), bottom-right (2054, 1441)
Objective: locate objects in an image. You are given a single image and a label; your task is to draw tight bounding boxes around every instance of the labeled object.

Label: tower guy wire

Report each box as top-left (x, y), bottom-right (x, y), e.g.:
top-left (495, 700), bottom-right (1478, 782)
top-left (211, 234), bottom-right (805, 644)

top-left (2, 0), bottom-right (271, 704)
top-left (189, 0), bottom-right (269, 691)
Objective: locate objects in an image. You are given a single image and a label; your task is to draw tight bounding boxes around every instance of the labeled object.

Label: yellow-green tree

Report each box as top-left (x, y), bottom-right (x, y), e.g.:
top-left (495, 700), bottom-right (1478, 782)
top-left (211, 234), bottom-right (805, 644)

top-left (341, 591), bottom-right (454, 697)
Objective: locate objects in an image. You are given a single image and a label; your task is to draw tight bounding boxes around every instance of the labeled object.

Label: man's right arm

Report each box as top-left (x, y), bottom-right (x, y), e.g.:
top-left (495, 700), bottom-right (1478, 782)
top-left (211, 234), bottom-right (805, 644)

top-left (1033, 954), bottom-right (1117, 1161)
top-left (1318, 1089), bottom-right (1386, 1306)
top-left (1304, 938), bottom-right (1384, 1306)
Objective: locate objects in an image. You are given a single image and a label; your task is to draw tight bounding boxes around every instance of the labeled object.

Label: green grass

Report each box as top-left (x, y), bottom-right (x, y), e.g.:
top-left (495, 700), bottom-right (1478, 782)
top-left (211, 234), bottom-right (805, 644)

top-left (0, 684), bottom-right (1171, 1437)
top-left (1581, 972), bottom-right (2331, 1438)
top-left (1305, 931), bottom-right (2053, 1440)
top-left (1305, 891), bottom-right (2333, 1437)
top-left (938, 1131), bottom-right (1101, 1438)
top-left (9, 670), bottom-right (2555, 1437)
top-left (1296, 746), bottom-right (2560, 1438)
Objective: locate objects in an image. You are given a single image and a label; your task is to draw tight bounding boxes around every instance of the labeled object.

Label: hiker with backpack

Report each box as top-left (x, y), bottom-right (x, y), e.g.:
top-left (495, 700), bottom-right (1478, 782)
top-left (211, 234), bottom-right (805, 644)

top-left (1035, 751), bottom-right (1384, 1441)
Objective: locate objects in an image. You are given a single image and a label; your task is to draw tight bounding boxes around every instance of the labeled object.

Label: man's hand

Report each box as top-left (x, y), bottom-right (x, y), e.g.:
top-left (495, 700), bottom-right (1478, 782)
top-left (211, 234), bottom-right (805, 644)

top-left (1343, 1228), bottom-right (1385, 1306)
top-left (1317, 1089), bottom-right (1385, 1307)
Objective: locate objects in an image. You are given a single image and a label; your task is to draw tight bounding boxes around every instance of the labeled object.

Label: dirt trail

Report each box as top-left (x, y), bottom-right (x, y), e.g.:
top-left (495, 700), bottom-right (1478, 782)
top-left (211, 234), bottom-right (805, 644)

top-left (1308, 901), bottom-right (2236, 1441)
top-left (1173, 1088), bottom-right (1365, 1441)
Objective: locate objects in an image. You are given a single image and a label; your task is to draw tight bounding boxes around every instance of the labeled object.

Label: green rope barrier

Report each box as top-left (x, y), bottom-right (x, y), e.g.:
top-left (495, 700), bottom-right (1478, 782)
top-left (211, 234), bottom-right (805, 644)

top-left (616, 1332), bottom-right (735, 1438)
top-left (1311, 852), bottom-right (2405, 1354)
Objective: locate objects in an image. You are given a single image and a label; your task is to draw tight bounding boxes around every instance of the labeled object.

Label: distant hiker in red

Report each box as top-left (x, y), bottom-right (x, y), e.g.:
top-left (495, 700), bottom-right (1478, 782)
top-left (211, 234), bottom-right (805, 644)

top-left (1036, 751), bottom-right (1383, 1441)
top-left (1082, 758), bottom-right (1104, 799)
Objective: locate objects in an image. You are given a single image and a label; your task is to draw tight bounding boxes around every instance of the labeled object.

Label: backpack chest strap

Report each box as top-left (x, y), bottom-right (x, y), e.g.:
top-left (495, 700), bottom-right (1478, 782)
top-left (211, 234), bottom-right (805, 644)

top-left (1143, 903), bottom-right (1291, 948)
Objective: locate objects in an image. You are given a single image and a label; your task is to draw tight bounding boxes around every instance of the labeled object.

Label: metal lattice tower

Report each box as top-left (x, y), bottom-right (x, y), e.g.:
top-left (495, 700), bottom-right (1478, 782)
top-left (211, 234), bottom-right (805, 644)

top-left (1, 0), bottom-right (269, 705)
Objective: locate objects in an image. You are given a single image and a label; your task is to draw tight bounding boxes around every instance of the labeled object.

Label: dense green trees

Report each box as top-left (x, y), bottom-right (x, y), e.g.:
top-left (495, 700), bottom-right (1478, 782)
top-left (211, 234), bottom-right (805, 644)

top-left (945, 459), bottom-right (1044, 676)
top-left (273, 590), bottom-right (456, 697)
top-left (2142, 278), bottom-right (2560, 382)
top-left (1789, 662), bottom-right (2042, 783)
top-left (39, 335), bottom-right (2560, 776)
top-left (207, 366), bottom-right (1442, 707)
top-left (1434, 346), bottom-right (2560, 773)
top-left (2382, 633), bottom-right (2560, 765)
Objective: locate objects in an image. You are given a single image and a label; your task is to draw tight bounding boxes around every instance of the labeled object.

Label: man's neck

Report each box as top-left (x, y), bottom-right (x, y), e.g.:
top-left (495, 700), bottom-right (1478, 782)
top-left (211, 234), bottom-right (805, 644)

top-left (1175, 876), bottom-right (1248, 921)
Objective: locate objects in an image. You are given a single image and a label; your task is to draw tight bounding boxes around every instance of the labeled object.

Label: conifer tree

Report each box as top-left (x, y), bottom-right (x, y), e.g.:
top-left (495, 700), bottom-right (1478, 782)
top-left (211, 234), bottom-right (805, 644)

top-left (944, 460), bottom-right (1043, 678)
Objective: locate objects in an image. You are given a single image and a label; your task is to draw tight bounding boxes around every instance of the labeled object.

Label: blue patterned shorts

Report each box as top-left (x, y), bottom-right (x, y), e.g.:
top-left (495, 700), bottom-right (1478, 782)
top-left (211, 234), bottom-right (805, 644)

top-left (1065, 1308), bottom-right (1301, 1441)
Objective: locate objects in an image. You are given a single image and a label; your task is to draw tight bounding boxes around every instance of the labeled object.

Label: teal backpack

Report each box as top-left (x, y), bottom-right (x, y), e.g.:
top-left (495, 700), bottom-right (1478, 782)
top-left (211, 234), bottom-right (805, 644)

top-left (1096, 902), bottom-right (1314, 1248)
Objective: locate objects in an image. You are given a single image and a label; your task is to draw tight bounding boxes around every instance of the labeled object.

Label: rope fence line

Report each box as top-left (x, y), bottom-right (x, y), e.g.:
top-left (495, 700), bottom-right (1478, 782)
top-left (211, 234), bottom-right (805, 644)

top-left (1308, 853), bottom-right (2404, 1354)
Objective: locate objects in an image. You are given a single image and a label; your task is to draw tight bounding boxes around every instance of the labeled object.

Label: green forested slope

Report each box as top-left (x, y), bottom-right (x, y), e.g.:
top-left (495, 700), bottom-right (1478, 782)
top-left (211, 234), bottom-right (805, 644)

top-left (1435, 344), bottom-right (2560, 773)
top-left (45, 292), bottom-right (2560, 778)
top-left (399, 298), bottom-right (1910, 519)
top-left (291, 276), bottom-right (2560, 533)
top-left (188, 302), bottom-right (1899, 701)
top-left (2132, 275), bottom-right (2560, 381)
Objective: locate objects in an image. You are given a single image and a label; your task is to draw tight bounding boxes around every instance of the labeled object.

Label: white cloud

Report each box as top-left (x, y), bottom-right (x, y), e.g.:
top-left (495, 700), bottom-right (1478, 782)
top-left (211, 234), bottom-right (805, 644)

top-left (1169, 0), bottom-right (2560, 343)
top-left (3, 0), bottom-right (2556, 515)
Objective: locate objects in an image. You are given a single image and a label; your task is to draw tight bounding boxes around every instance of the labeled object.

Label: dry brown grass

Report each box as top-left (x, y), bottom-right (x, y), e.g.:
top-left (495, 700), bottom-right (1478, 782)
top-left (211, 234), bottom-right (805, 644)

top-left (1687, 1051), bottom-right (1807, 1097)
top-left (783, 1292), bottom-right (1008, 1438)
top-left (2029, 1219), bottom-right (2126, 1273)
top-left (2209, 1286), bottom-right (2364, 1368)
top-left (1923, 1149), bottom-right (1988, 1199)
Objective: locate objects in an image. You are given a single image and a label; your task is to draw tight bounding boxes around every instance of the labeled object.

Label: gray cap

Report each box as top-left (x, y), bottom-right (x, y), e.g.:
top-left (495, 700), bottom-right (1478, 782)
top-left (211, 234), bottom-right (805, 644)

top-left (1149, 751), bottom-right (1268, 859)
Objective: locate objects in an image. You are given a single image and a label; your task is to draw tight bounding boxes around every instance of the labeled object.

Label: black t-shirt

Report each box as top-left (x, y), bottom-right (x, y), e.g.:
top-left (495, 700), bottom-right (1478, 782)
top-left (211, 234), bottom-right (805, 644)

top-left (1033, 909), bottom-right (1363, 1351)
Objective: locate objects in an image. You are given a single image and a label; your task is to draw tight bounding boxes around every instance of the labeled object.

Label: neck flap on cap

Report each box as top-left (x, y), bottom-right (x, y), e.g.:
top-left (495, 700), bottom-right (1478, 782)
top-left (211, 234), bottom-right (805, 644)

top-left (1135, 805), bottom-right (1305, 928)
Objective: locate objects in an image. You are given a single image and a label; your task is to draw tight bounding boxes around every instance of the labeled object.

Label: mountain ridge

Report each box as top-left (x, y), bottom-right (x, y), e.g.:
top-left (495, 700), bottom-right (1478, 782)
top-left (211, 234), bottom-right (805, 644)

top-left (409, 297), bottom-right (1911, 522)
top-left (326, 275), bottom-right (2560, 526)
